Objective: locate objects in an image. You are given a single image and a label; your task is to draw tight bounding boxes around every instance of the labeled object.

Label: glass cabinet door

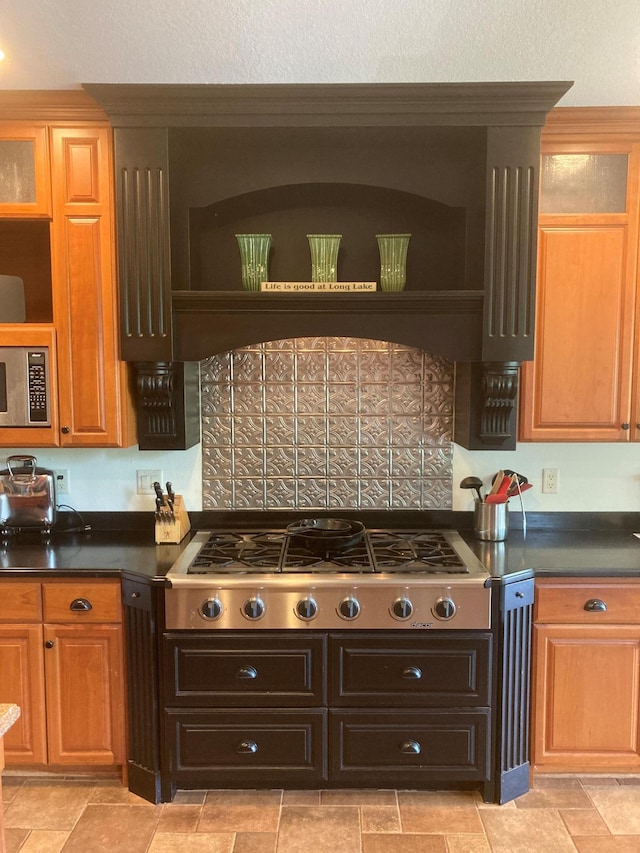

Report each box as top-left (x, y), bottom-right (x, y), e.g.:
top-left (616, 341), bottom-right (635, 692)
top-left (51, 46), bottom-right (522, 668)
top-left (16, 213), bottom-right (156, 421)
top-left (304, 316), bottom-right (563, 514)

top-left (0, 126), bottom-right (51, 217)
top-left (540, 151), bottom-right (629, 214)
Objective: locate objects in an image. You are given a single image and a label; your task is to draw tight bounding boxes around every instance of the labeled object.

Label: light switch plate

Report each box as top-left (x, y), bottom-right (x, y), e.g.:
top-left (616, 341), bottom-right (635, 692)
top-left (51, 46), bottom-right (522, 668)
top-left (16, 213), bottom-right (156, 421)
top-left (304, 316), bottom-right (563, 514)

top-left (137, 469), bottom-right (163, 495)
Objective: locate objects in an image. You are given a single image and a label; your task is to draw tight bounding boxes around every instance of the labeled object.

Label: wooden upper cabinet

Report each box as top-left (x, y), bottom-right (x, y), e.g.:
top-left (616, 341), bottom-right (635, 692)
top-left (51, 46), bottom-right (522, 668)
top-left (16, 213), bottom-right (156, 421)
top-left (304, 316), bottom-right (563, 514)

top-left (0, 92), bottom-right (136, 448)
top-left (0, 125), bottom-right (51, 217)
top-left (520, 109), bottom-right (640, 442)
top-left (49, 126), bottom-right (135, 447)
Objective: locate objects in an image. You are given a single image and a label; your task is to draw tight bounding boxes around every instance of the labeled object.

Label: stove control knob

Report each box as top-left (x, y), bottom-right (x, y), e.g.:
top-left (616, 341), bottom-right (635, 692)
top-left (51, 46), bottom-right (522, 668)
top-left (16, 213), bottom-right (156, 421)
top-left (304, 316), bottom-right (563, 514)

top-left (338, 596), bottom-right (360, 620)
top-left (243, 597), bottom-right (265, 620)
top-left (200, 598), bottom-right (223, 621)
top-left (433, 597), bottom-right (456, 620)
top-left (295, 597), bottom-right (318, 621)
top-left (391, 596), bottom-right (414, 620)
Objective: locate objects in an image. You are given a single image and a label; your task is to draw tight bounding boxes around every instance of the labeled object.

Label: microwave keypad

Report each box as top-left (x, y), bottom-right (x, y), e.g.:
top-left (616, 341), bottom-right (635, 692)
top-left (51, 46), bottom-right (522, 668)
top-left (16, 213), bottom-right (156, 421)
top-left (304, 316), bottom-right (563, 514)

top-left (27, 351), bottom-right (48, 423)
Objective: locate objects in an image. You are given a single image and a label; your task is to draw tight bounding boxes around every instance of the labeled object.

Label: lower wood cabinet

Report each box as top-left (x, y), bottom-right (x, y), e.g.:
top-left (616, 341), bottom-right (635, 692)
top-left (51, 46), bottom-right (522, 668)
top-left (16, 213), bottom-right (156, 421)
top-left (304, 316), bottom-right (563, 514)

top-left (0, 579), bottom-right (125, 768)
top-left (532, 578), bottom-right (640, 772)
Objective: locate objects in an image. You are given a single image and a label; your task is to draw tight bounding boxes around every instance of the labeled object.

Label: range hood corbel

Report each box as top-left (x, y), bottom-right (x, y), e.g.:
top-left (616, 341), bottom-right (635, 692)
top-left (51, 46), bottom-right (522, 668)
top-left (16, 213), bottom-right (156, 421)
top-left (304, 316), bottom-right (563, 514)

top-left (84, 81), bottom-right (573, 450)
top-left (135, 361), bottom-right (200, 451)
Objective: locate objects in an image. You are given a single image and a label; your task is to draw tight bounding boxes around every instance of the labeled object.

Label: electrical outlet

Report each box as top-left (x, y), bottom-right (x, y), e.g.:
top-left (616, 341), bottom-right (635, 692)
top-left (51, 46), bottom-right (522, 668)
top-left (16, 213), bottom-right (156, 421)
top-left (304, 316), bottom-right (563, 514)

top-left (55, 469), bottom-right (70, 495)
top-left (542, 468), bottom-right (559, 494)
top-left (137, 469), bottom-right (163, 495)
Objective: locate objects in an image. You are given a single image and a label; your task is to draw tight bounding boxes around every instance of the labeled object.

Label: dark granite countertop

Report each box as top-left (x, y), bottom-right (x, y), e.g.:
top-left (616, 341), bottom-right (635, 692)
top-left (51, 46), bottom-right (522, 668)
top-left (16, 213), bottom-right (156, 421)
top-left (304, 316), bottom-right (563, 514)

top-left (1, 514), bottom-right (640, 581)
top-left (462, 529), bottom-right (640, 578)
top-left (0, 529), bottom-right (189, 582)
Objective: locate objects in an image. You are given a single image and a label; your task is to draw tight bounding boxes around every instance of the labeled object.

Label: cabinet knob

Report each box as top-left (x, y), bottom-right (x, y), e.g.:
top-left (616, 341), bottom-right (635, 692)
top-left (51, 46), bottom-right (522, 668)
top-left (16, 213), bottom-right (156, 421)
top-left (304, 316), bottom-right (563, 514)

top-left (45, 640), bottom-right (54, 649)
top-left (236, 665), bottom-right (258, 680)
top-left (69, 598), bottom-right (93, 612)
top-left (399, 740), bottom-right (421, 755)
top-left (61, 426), bottom-right (71, 434)
top-left (401, 666), bottom-right (422, 680)
top-left (130, 591), bottom-right (141, 599)
top-left (622, 423), bottom-right (630, 430)
top-left (584, 598), bottom-right (607, 612)
top-left (236, 739), bottom-right (258, 754)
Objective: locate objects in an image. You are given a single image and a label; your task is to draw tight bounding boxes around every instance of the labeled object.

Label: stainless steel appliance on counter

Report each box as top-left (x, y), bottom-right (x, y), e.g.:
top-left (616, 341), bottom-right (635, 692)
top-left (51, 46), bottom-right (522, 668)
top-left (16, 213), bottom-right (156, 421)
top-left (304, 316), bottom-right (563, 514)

top-left (0, 455), bottom-right (56, 534)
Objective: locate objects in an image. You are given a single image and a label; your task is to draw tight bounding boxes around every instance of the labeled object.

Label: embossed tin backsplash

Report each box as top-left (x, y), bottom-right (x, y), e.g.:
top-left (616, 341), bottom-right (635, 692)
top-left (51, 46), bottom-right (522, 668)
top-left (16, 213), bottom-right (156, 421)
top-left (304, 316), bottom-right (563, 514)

top-left (201, 337), bottom-right (453, 510)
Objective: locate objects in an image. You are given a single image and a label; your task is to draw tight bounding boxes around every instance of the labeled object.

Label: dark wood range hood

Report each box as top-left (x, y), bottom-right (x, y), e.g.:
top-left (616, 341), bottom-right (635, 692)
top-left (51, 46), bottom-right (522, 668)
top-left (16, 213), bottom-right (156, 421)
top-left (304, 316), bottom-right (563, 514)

top-left (84, 81), bottom-right (572, 450)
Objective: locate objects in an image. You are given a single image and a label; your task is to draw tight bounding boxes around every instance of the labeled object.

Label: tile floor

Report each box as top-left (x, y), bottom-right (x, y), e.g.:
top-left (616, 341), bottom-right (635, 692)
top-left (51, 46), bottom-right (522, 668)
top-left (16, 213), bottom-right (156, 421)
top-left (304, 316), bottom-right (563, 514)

top-left (4, 774), bottom-right (640, 852)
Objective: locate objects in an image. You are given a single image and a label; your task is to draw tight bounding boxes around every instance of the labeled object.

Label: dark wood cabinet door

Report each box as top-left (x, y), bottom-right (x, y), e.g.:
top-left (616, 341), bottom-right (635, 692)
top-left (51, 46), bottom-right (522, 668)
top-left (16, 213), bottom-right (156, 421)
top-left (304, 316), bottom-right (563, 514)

top-left (165, 709), bottom-right (327, 785)
top-left (330, 633), bottom-right (491, 707)
top-left (164, 633), bottom-right (326, 707)
top-left (330, 709), bottom-right (490, 783)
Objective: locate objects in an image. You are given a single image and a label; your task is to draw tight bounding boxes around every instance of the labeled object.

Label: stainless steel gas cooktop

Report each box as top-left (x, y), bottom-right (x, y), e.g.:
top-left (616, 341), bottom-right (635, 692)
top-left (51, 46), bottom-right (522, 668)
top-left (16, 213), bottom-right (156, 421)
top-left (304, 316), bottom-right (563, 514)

top-left (168, 528), bottom-right (488, 577)
top-left (165, 527), bottom-right (491, 631)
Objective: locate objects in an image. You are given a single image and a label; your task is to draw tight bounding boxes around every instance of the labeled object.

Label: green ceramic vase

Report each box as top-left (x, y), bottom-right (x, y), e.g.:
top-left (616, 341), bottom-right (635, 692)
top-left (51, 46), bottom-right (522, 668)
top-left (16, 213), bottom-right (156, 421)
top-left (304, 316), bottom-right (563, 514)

top-left (376, 233), bottom-right (411, 291)
top-left (236, 234), bottom-right (272, 291)
top-left (307, 234), bottom-right (341, 282)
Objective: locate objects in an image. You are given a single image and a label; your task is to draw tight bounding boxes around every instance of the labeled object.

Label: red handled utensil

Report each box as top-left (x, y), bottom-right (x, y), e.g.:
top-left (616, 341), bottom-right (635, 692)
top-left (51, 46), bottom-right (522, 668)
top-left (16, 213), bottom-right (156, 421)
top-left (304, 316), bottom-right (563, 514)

top-left (485, 477), bottom-right (512, 503)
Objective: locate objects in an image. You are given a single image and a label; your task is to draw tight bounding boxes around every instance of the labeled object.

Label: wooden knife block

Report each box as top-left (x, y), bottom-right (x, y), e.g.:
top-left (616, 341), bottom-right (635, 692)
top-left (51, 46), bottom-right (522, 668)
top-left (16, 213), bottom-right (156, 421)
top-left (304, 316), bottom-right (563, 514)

top-left (154, 494), bottom-right (191, 544)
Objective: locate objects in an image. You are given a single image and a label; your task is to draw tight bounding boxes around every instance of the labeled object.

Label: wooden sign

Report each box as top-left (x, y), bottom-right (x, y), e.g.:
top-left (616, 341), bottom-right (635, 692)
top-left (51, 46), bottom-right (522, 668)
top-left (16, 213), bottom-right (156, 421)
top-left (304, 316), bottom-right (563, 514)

top-left (260, 281), bottom-right (377, 293)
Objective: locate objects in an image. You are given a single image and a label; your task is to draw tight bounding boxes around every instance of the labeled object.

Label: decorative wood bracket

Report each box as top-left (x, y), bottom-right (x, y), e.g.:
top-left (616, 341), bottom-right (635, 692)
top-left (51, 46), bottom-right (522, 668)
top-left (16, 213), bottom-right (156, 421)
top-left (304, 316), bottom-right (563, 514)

top-left (480, 362), bottom-right (520, 440)
top-left (134, 362), bottom-right (201, 451)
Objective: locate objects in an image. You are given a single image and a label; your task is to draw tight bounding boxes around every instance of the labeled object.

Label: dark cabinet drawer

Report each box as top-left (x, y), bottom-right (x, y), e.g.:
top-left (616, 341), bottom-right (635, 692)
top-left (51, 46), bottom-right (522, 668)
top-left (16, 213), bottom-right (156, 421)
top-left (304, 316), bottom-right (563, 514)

top-left (164, 633), bottom-right (325, 706)
top-left (330, 634), bottom-right (491, 706)
top-left (165, 709), bottom-right (327, 784)
top-left (330, 709), bottom-right (490, 782)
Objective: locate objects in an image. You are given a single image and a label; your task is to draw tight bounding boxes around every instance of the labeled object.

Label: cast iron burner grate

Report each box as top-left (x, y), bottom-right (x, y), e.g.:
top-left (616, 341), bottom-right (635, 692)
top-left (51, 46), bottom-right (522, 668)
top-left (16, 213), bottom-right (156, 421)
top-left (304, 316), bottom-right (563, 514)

top-left (185, 529), bottom-right (470, 575)
top-left (367, 531), bottom-right (469, 573)
top-left (188, 531), bottom-right (286, 573)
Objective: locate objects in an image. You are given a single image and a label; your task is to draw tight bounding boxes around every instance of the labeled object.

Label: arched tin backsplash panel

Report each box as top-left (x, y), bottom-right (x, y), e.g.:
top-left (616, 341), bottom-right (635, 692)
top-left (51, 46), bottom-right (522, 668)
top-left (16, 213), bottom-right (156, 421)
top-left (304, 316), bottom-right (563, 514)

top-left (201, 337), bottom-right (453, 510)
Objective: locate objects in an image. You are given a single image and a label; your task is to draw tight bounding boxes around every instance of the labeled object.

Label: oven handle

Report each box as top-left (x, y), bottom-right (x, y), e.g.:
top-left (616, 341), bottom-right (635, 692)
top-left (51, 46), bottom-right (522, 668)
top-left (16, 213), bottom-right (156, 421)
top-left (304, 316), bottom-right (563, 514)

top-left (237, 739), bottom-right (259, 754)
top-left (401, 665), bottom-right (422, 680)
top-left (236, 665), bottom-right (258, 680)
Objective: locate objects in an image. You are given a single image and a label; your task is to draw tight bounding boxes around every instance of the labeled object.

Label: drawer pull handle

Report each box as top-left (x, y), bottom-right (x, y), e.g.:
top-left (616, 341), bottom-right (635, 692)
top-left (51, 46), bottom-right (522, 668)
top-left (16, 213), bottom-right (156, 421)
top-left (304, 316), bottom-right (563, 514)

top-left (69, 598), bottom-right (93, 612)
top-left (401, 666), bottom-right (422, 680)
top-left (45, 640), bottom-right (54, 649)
top-left (584, 598), bottom-right (607, 612)
top-left (236, 665), bottom-right (258, 680)
top-left (399, 740), bottom-right (422, 755)
top-left (236, 739), bottom-right (258, 754)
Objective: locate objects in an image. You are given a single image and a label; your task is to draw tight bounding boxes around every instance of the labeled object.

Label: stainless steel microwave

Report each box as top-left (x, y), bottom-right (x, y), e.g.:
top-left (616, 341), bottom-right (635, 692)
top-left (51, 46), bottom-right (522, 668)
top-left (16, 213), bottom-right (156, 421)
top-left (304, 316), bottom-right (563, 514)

top-left (0, 347), bottom-right (51, 427)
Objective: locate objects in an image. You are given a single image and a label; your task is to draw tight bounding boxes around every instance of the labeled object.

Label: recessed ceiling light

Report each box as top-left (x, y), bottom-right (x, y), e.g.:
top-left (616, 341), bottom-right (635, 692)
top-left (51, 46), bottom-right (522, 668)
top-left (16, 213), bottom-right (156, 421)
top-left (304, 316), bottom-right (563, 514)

top-left (0, 49), bottom-right (5, 62)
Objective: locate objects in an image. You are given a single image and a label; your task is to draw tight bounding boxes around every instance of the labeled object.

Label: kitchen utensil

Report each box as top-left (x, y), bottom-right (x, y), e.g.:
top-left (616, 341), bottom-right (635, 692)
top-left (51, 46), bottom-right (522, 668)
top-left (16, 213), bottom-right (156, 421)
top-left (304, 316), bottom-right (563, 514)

top-left (503, 470), bottom-right (529, 497)
top-left (287, 518), bottom-right (365, 556)
top-left (485, 493), bottom-right (509, 504)
top-left (153, 481), bottom-right (165, 505)
top-left (0, 455), bottom-right (56, 532)
top-left (488, 470), bottom-right (505, 496)
top-left (508, 480), bottom-right (532, 498)
top-left (166, 482), bottom-right (175, 516)
top-left (460, 476), bottom-right (484, 503)
top-left (486, 474), bottom-right (513, 504)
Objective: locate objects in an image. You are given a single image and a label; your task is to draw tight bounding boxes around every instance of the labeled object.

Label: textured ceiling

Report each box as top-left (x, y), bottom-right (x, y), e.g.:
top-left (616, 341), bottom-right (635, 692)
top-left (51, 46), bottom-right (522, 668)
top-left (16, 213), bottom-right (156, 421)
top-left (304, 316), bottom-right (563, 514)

top-left (0, 0), bottom-right (639, 106)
